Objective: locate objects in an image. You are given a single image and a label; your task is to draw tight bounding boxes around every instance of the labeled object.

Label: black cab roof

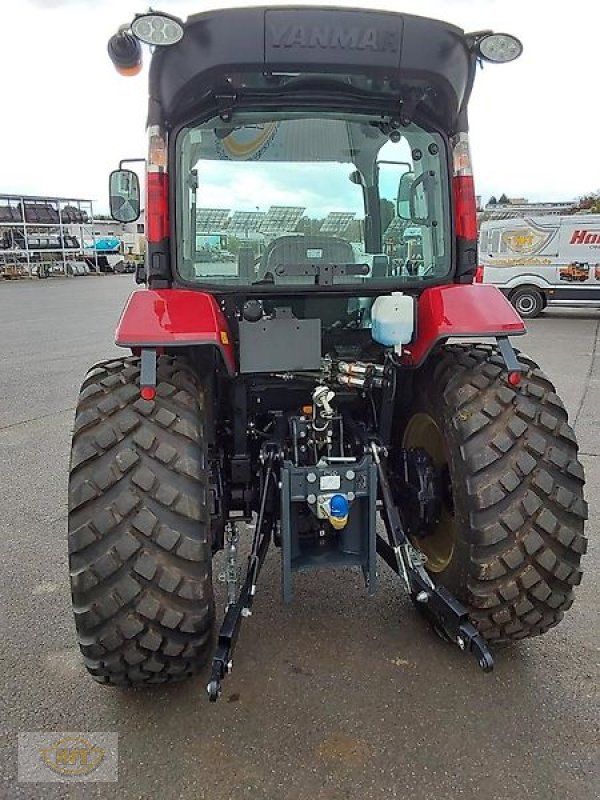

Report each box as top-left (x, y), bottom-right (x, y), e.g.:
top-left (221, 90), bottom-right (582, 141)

top-left (148, 6), bottom-right (475, 132)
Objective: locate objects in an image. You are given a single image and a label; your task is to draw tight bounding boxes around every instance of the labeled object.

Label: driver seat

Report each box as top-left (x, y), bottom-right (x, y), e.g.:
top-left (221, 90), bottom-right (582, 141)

top-left (259, 235), bottom-right (355, 283)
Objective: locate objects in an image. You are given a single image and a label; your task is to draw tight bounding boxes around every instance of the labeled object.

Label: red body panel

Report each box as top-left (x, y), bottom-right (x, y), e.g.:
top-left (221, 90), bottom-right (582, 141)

top-left (403, 284), bottom-right (526, 366)
top-left (115, 289), bottom-right (235, 374)
top-left (116, 285), bottom-right (523, 375)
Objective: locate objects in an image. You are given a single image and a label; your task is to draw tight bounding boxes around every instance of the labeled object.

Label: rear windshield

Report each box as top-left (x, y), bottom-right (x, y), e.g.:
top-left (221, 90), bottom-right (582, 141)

top-left (175, 112), bottom-right (451, 289)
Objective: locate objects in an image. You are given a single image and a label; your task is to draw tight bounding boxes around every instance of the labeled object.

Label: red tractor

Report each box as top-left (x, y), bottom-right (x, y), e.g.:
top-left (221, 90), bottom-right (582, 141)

top-left (68, 8), bottom-right (587, 700)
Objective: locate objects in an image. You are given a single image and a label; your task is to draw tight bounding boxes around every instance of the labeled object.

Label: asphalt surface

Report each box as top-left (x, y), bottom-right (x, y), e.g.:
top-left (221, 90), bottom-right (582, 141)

top-left (0, 275), bottom-right (598, 800)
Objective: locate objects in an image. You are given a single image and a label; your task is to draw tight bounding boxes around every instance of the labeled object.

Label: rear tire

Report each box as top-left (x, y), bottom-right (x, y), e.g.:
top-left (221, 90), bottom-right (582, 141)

top-left (509, 286), bottom-right (544, 318)
top-left (402, 344), bottom-right (587, 641)
top-left (68, 355), bottom-right (215, 685)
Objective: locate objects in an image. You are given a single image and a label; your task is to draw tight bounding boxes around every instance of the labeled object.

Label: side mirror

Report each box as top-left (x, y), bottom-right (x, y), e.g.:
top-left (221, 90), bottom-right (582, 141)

top-left (397, 172), bottom-right (414, 220)
top-left (109, 169), bottom-right (141, 223)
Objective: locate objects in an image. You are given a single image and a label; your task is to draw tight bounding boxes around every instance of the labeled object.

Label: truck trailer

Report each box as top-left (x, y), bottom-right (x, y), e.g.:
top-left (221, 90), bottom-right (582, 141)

top-left (479, 214), bottom-right (600, 317)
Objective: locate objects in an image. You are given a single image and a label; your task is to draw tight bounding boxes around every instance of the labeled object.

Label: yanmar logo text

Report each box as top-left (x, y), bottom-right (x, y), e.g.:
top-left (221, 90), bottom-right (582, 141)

top-left (268, 24), bottom-right (400, 53)
top-left (570, 229), bottom-right (600, 245)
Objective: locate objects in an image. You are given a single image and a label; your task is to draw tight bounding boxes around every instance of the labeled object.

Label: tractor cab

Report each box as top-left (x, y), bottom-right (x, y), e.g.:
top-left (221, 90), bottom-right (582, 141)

top-left (107, 7), bottom-right (522, 297)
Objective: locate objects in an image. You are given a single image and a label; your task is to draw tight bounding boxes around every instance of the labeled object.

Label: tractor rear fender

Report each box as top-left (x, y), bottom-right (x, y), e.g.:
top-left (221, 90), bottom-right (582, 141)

top-left (402, 284), bottom-right (526, 367)
top-left (115, 289), bottom-right (235, 374)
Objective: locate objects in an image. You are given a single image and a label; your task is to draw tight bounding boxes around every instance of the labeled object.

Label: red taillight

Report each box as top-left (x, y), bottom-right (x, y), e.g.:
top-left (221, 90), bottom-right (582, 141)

top-left (451, 132), bottom-right (478, 243)
top-left (474, 265), bottom-right (485, 283)
top-left (146, 171), bottom-right (169, 243)
top-left (453, 175), bottom-right (478, 241)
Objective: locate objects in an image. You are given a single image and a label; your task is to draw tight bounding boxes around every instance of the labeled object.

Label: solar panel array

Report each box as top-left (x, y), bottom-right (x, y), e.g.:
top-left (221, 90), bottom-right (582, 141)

top-left (259, 206), bottom-right (305, 237)
top-left (319, 212), bottom-right (356, 235)
top-left (382, 217), bottom-right (404, 238)
top-left (227, 211), bottom-right (266, 234)
top-left (195, 206), bottom-right (313, 237)
top-left (196, 208), bottom-right (231, 231)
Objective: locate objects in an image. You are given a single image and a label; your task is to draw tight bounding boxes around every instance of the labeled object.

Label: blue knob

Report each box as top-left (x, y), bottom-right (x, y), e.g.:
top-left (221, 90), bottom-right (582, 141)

top-left (329, 494), bottom-right (349, 518)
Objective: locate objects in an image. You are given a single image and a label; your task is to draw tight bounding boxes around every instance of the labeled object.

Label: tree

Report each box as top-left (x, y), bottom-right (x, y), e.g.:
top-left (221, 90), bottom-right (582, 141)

top-left (295, 216), bottom-right (322, 235)
top-left (575, 191), bottom-right (600, 213)
top-left (487, 196), bottom-right (497, 206)
top-left (498, 193), bottom-right (510, 204)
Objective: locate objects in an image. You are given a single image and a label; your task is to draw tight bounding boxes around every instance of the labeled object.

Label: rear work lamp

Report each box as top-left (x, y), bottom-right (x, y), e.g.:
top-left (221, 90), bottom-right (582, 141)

top-left (470, 32), bottom-right (523, 63)
top-left (108, 11), bottom-right (185, 76)
top-left (131, 12), bottom-right (185, 47)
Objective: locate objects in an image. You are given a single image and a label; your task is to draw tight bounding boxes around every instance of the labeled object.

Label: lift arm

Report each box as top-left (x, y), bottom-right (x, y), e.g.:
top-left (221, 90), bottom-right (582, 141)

top-left (371, 442), bottom-right (493, 672)
top-left (207, 448), bottom-right (277, 701)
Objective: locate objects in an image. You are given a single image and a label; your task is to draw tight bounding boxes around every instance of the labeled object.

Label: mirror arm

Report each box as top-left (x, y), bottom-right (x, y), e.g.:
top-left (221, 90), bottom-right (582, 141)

top-left (119, 157), bottom-right (146, 170)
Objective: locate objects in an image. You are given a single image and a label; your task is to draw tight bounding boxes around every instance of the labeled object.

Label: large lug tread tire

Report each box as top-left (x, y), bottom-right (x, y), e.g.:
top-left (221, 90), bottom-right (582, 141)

top-left (68, 355), bottom-right (215, 685)
top-left (411, 343), bottom-right (587, 642)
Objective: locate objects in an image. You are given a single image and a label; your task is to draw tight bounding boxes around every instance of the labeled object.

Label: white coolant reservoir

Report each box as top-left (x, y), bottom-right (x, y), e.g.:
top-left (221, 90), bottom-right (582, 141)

top-left (371, 293), bottom-right (415, 355)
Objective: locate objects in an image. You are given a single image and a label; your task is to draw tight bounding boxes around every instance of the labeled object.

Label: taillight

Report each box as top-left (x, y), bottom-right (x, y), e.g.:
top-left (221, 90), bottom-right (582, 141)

top-left (453, 175), bottom-right (478, 241)
top-left (146, 172), bottom-right (169, 243)
top-left (146, 125), bottom-right (169, 243)
top-left (474, 265), bottom-right (484, 283)
top-left (451, 133), bottom-right (478, 241)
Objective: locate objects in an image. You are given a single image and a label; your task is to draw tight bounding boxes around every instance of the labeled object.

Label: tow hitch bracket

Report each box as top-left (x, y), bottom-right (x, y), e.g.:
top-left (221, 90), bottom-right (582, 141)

top-left (207, 438), bottom-right (493, 701)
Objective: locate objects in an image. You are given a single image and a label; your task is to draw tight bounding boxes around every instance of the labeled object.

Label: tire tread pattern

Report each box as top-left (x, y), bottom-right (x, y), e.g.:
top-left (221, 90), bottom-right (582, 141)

top-left (68, 355), bottom-right (214, 685)
top-left (418, 343), bottom-right (587, 641)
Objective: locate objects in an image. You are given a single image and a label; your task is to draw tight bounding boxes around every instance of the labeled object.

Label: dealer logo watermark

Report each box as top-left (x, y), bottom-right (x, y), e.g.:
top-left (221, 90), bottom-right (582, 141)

top-left (18, 733), bottom-right (118, 782)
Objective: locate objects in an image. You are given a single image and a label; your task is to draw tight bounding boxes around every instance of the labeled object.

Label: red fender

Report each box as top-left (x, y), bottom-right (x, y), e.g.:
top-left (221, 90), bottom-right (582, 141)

top-left (402, 284), bottom-right (526, 367)
top-left (115, 289), bottom-right (236, 374)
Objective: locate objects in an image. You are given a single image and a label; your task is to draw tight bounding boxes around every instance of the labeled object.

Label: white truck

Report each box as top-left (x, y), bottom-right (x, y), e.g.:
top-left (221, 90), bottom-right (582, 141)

top-left (478, 214), bottom-right (600, 317)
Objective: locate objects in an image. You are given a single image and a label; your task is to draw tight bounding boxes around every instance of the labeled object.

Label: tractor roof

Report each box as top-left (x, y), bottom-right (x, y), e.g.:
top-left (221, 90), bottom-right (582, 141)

top-left (148, 6), bottom-right (475, 133)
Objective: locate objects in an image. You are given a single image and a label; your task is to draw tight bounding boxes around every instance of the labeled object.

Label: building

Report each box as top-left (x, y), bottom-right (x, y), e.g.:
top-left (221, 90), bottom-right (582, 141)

top-left (0, 192), bottom-right (146, 278)
top-left (479, 199), bottom-right (578, 223)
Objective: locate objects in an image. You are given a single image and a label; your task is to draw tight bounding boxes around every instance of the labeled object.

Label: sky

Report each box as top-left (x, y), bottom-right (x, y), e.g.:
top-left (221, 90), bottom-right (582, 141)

top-left (2, 0), bottom-right (599, 213)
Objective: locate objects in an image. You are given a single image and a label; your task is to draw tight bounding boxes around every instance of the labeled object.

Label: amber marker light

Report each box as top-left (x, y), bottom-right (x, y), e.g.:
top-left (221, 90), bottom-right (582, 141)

top-left (107, 30), bottom-right (143, 76)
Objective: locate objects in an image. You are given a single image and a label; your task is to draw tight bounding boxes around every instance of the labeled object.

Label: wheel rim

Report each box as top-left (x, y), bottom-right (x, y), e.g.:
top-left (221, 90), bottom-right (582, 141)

top-left (402, 412), bottom-right (456, 573)
top-left (516, 294), bottom-right (536, 315)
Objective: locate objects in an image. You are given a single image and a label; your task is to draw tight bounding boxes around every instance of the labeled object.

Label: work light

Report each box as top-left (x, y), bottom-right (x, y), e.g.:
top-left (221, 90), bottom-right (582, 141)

top-left (131, 12), bottom-right (184, 46)
top-left (477, 33), bottom-right (523, 63)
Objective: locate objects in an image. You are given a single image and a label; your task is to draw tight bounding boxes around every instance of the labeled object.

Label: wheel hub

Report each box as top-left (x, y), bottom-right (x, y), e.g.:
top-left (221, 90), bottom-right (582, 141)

top-left (396, 447), bottom-right (442, 538)
top-left (401, 412), bottom-right (456, 573)
top-left (516, 295), bottom-right (535, 314)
